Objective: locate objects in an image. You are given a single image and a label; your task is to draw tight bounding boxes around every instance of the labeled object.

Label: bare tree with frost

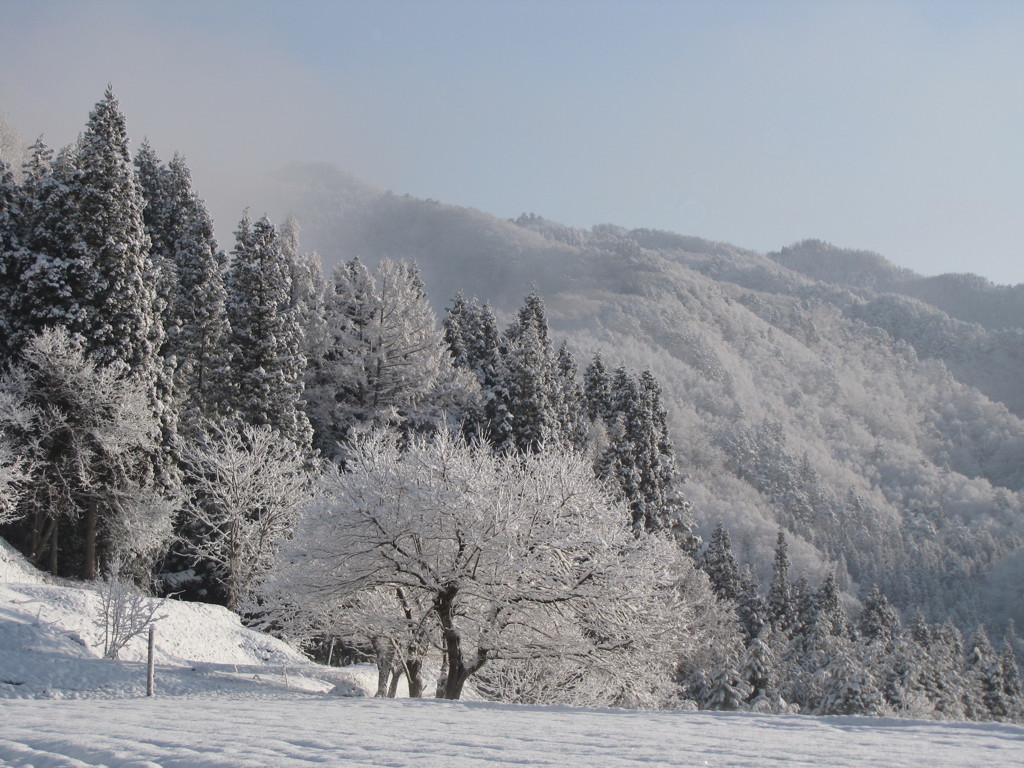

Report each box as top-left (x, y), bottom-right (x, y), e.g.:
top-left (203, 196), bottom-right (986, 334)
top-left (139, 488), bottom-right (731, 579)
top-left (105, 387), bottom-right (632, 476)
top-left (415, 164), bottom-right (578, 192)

top-left (265, 428), bottom-right (720, 705)
top-left (179, 422), bottom-right (312, 612)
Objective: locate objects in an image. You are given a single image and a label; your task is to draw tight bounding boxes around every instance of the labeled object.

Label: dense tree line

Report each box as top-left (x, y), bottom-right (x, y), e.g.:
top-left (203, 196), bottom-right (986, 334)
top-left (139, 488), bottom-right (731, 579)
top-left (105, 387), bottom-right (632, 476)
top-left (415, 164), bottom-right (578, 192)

top-left (689, 524), bottom-right (1022, 720)
top-left (0, 89), bottom-right (1019, 719)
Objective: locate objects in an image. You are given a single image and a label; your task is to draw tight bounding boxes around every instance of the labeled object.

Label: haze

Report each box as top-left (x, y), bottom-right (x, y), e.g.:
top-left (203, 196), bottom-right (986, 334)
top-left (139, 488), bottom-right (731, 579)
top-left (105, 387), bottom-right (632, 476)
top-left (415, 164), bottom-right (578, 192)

top-left (2, 0), bottom-right (1022, 284)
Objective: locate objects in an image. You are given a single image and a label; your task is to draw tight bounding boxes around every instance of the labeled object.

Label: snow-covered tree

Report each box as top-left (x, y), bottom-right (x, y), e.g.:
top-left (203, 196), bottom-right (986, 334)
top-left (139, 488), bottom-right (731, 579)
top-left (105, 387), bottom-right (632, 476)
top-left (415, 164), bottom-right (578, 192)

top-left (1, 328), bottom-right (173, 579)
top-left (265, 428), bottom-right (710, 704)
top-left (767, 530), bottom-right (793, 630)
top-left (859, 584), bottom-right (901, 651)
top-left (0, 389), bottom-right (34, 523)
top-left (7, 140), bottom-right (90, 360)
top-left (700, 522), bottom-right (741, 602)
top-left (224, 212), bottom-right (312, 452)
top-left (72, 86), bottom-right (159, 374)
top-left (0, 157), bottom-right (23, 363)
top-left (443, 292), bottom-right (507, 443)
top-left (307, 257), bottom-right (459, 459)
top-left (161, 154), bottom-right (229, 436)
top-left (179, 421), bottom-right (312, 612)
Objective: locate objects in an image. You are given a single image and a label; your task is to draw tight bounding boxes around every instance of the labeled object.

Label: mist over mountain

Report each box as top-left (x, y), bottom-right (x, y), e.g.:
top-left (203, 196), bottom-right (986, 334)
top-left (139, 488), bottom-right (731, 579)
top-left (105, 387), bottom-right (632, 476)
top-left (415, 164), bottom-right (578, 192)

top-left (264, 162), bottom-right (1024, 635)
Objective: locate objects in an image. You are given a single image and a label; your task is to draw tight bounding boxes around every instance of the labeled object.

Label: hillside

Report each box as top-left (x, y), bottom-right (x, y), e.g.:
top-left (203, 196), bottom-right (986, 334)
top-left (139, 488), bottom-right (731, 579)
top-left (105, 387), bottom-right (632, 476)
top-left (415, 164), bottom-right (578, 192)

top-left (264, 164), bottom-right (1024, 634)
top-left (2, 541), bottom-right (1022, 767)
top-left (0, 538), bottom-right (368, 700)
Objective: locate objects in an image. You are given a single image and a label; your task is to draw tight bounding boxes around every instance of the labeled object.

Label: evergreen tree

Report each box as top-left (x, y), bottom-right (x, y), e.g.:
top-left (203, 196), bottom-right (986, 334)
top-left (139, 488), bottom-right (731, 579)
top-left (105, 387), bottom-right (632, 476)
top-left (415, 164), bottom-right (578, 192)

top-left (700, 522), bottom-right (741, 602)
top-left (696, 641), bottom-right (752, 711)
top-left (443, 293), bottom-right (508, 444)
top-left (133, 140), bottom-right (175, 333)
top-left (582, 353), bottom-right (612, 423)
top-left (596, 366), bottom-right (687, 534)
top-left (815, 638), bottom-right (885, 716)
top-left (501, 288), bottom-right (560, 453)
top-left (224, 212), bottom-right (311, 452)
top-left (813, 572), bottom-right (848, 638)
top-left (72, 86), bottom-right (159, 373)
top-left (998, 631), bottom-right (1023, 722)
top-left (735, 564), bottom-right (767, 642)
top-left (858, 585), bottom-right (901, 650)
top-left (163, 154), bottom-right (229, 436)
top-left (767, 530), bottom-right (792, 630)
top-left (928, 619), bottom-right (970, 720)
top-left (502, 317), bottom-right (556, 453)
top-left (307, 257), bottom-right (452, 458)
top-left (8, 140), bottom-right (91, 359)
top-left (743, 626), bottom-right (781, 709)
top-left (966, 624), bottom-right (1010, 720)
top-left (553, 341), bottom-right (586, 448)
top-left (0, 157), bottom-right (23, 364)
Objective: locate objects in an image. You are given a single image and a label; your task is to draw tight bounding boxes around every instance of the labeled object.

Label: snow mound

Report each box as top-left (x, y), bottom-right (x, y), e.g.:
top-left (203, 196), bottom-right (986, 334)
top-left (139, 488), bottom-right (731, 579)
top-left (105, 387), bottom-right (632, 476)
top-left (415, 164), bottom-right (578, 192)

top-left (0, 538), bottom-right (368, 700)
top-left (0, 536), bottom-right (45, 584)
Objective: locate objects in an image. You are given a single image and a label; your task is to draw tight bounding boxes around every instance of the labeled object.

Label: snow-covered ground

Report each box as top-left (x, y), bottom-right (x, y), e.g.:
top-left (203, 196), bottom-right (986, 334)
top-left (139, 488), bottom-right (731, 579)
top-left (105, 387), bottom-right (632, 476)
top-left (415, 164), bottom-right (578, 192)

top-left (2, 539), bottom-right (1023, 767)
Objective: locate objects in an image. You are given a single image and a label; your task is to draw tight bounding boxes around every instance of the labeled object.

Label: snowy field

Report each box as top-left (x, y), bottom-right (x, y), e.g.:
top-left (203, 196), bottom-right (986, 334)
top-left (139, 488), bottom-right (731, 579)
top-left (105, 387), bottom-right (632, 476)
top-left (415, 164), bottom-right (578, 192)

top-left (5, 697), bottom-right (1024, 768)
top-left (2, 541), bottom-right (1023, 768)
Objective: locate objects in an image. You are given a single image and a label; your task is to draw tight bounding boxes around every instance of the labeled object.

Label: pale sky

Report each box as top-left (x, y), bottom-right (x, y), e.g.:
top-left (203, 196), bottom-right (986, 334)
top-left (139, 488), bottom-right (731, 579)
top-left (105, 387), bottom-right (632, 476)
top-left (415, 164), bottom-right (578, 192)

top-left (2, 0), bottom-right (1023, 284)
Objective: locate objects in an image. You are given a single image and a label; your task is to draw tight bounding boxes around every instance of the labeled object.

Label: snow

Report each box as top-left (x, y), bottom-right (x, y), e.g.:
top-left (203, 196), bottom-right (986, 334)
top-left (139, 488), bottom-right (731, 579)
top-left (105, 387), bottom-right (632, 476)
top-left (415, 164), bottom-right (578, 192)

top-left (3, 540), bottom-right (1023, 767)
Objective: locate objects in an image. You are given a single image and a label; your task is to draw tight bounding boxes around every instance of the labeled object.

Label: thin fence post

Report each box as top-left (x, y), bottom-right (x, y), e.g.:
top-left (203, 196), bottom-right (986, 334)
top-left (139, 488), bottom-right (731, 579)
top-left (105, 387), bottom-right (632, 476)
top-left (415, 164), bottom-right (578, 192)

top-left (147, 624), bottom-right (156, 697)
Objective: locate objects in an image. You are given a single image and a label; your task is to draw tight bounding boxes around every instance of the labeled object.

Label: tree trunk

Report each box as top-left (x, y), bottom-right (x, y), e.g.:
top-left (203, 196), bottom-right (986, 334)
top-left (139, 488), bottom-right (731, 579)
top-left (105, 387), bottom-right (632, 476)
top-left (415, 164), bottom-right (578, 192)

top-left (372, 637), bottom-right (392, 698)
top-left (435, 654), bottom-right (448, 698)
top-left (84, 499), bottom-right (98, 580)
top-left (406, 657), bottom-right (424, 698)
top-left (386, 665), bottom-right (403, 698)
top-left (49, 520), bottom-right (58, 576)
top-left (436, 587), bottom-right (484, 700)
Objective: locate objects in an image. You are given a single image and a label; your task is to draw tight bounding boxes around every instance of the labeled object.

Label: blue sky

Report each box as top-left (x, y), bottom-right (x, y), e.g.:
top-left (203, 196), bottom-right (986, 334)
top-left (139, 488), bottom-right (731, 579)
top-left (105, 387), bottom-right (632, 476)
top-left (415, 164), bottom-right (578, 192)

top-left (2, 0), bottom-right (1023, 283)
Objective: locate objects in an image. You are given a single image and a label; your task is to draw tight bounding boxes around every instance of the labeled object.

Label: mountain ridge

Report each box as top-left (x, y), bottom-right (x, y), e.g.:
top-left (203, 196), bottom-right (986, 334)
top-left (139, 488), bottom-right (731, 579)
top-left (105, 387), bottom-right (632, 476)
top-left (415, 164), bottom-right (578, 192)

top-left (261, 162), bottom-right (1024, 635)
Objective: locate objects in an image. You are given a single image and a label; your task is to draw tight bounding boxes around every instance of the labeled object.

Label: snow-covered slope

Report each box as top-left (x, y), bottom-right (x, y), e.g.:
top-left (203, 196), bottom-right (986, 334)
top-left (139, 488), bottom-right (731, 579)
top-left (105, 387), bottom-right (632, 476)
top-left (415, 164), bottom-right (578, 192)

top-left (0, 539), bottom-right (367, 701)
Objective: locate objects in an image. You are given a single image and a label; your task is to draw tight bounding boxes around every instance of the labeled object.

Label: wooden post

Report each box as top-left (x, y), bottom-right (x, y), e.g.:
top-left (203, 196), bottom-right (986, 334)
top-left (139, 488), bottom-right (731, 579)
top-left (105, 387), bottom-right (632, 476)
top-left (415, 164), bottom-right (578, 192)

top-left (147, 624), bottom-right (156, 697)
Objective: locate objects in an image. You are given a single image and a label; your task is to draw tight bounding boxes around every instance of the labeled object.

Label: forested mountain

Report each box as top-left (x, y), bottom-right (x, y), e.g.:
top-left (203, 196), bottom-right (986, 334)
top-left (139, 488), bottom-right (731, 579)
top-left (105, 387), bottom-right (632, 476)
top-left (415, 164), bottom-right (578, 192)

top-left (263, 163), bottom-right (1024, 636)
top-left (3, 97), bottom-right (1022, 719)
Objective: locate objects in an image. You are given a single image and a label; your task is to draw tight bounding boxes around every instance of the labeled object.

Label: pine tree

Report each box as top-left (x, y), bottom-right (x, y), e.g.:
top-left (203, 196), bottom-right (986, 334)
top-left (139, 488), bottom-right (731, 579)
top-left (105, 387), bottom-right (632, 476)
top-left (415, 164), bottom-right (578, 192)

top-left (0, 157), bottom-right (23, 364)
top-left (767, 530), bottom-right (792, 630)
top-left (134, 140), bottom-right (176, 334)
top-left (743, 626), bottom-right (780, 709)
top-left (501, 288), bottom-right (560, 453)
top-left (224, 212), bottom-right (312, 452)
top-left (553, 341), bottom-right (585, 448)
top-left (8, 92), bottom-right (176, 577)
top-left (814, 572), bottom-right (848, 638)
top-left (9, 140), bottom-right (92, 359)
top-left (444, 293), bottom-right (508, 445)
top-left (966, 624), bottom-right (1011, 720)
top-left (816, 638), bottom-right (885, 716)
top-left (698, 642), bottom-right (753, 711)
top-left (928, 619), bottom-right (970, 720)
top-left (163, 154), bottom-right (229, 436)
top-left (700, 522), bottom-right (741, 602)
top-left (582, 353), bottom-right (612, 422)
top-left (72, 86), bottom-right (159, 373)
top-left (858, 585), bottom-right (901, 650)
top-left (736, 564), bottom-right (767, 642)
top-left (502, 318), bottom-right (556, 453)
top-left (998, 631), bottom-right (1023, 722)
